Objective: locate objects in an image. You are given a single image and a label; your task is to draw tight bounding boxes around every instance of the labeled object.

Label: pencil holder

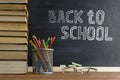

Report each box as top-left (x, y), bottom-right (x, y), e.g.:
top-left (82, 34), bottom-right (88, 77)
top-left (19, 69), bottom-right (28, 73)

top-left (32, 48), bottom-right (54, 74)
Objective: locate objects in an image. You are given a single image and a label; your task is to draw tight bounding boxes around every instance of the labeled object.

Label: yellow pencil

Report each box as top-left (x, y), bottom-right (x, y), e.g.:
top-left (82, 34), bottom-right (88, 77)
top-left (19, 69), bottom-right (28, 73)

top-left (32, 35), bottom-right (38, 47)
top-left (29, 40), bottom-right (46, 65)
top-left (42, 40), bottom-right (52, 70)
top-left (29, 40), bottom-right (37, 49)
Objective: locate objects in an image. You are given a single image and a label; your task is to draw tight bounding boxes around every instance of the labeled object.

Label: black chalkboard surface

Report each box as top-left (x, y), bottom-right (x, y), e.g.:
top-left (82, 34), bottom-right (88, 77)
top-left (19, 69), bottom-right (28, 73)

top-left (28, 0), bottom-right (120, 66)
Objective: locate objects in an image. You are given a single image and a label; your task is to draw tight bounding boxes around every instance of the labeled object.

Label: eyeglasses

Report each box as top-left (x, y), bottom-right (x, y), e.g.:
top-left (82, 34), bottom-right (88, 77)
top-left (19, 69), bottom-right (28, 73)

top-left (60, 62), bottom-right (97, 74)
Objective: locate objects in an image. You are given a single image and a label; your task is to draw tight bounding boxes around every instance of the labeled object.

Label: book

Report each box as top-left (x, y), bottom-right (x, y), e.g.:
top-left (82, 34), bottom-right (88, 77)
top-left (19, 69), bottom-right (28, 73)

top-left (0, 0), bottom-right (27, 3)
top-left (0, 61), bottom-right (27, 74)
top-left (0, 37), bottom-right (28, 44)
top-left (0, 51), bottom-right (27, 60)
top-left (0, 31), bottom-right (27, 37)
top-left (0, 4), bottom-right (27, 10)
top-left (0, 11), bottom-right (27, 16)
top-left (0, 15), bottom-right (27, 22)
top-left (0, 22), bottom-right (27, 31)
top-left (0, 1), bottom-right (28, 74)
top-left (0, 44), bottom-right (27, 51)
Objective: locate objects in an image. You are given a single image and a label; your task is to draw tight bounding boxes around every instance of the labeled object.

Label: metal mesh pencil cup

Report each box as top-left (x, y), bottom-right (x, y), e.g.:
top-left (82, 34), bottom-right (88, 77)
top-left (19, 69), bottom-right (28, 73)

top-left (32, 48), bottom-right (54, 74)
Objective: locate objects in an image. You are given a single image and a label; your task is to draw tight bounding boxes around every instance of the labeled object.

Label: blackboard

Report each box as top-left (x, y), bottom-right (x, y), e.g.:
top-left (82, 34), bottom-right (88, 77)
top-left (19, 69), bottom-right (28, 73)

top-left (28, 0), bottom-right (120, 66)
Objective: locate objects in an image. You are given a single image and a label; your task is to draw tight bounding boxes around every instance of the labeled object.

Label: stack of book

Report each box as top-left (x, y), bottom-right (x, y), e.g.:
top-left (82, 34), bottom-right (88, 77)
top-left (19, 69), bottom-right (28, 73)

top-left (0, 0), bottom-right (28, 74)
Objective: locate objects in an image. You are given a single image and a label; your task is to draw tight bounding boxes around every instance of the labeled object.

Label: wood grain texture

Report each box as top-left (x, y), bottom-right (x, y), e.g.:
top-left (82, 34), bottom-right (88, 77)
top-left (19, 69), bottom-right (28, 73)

top-left (0, 72), bottom-right (120, 80)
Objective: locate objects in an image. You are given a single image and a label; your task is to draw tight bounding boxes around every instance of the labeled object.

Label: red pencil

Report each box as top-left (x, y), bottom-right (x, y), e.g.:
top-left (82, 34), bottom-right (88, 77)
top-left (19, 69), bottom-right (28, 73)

top-left (32, 35), bottom-right (42, 48)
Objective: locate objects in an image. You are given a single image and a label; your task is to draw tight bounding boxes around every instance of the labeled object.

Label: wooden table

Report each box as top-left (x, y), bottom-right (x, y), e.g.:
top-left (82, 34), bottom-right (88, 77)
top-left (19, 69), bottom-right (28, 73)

top-left (0, 72), bottom-right (120, 80)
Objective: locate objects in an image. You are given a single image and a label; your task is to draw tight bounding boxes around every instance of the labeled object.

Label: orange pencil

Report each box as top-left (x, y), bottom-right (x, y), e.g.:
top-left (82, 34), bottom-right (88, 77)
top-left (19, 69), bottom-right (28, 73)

top-left (49, 37), bottom-right (55, 48)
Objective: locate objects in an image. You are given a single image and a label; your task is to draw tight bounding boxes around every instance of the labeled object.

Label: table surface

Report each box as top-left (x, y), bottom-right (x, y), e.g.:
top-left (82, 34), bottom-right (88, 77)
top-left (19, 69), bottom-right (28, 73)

top-left (0, 72), bottom-right (120, 80)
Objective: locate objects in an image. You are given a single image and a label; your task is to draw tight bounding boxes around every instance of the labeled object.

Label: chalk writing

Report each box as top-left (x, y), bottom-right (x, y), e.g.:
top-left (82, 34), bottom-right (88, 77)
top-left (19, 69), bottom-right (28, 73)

top-left (48, 10), bottom-right (113, 41)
